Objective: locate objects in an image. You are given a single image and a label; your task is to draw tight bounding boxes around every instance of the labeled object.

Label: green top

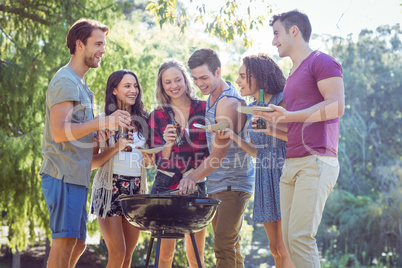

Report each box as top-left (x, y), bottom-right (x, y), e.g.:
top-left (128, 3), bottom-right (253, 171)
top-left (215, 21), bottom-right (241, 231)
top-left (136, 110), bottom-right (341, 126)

top-left (40, 66), bottom-right (94, 188)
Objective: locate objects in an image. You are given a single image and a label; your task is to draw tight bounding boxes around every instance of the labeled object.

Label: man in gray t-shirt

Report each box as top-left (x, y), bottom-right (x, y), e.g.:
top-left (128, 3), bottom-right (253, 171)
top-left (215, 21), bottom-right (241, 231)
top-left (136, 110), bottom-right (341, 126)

top-left (40, 19), bottom-right (131, 268)
top-left (41, 66), bottom-right (96, 188)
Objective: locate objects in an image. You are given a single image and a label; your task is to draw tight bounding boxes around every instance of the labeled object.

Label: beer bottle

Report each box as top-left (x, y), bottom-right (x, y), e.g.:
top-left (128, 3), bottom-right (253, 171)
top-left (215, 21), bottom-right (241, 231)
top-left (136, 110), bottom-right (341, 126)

top-left (168, 110), bottom-right (185, 147)
top-left (119, 100), bottom-right (129, 140)
top-left (256, 89), bottom-right (267, 129)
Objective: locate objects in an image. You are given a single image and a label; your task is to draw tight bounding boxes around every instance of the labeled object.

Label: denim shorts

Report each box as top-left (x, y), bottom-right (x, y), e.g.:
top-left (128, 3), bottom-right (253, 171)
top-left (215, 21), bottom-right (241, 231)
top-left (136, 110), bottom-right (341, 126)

top-left (41, 173), bottom-right (88, 240)
top-left (151, 171), bottom-right (207, 197)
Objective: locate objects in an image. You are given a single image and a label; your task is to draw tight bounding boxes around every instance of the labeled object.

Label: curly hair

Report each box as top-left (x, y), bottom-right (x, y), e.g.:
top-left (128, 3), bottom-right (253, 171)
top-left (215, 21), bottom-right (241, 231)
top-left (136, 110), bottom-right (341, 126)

top-left (104, 70), bottom-right (149, 143)
top-left (242, 53), bottom-right (286, 96)
top-left (155, 58), bottom-right (198, 110)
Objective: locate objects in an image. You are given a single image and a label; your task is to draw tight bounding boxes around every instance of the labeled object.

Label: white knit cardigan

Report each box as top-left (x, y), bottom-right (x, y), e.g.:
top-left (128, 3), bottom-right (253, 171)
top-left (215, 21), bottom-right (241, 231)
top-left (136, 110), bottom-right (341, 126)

top-left (89, 134), bottom-right (148, 221)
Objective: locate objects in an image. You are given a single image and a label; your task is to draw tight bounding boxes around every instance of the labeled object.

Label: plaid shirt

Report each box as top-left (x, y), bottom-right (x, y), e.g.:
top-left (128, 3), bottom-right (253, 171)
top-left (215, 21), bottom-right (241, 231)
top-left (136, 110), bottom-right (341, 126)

top-left (148, 100), bottom-right (209, 177)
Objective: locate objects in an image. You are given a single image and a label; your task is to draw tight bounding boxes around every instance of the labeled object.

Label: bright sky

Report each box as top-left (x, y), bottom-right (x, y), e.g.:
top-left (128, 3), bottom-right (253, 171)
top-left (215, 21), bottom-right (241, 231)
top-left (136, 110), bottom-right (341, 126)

top-left (185, 0), bottom-right (402, 56)
top-left (250, 0), bottom-right (402, 54)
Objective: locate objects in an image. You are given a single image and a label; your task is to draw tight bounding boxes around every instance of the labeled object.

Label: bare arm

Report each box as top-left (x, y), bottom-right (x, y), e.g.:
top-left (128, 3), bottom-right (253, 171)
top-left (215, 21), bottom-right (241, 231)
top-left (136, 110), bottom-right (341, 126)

top-left (254, 77), bottom-right (345, 123)
top-left (91, 141), bottom-right (119, 170)
top-left (261, 127), bottom-right (288, 141)
top-left (50, 101), bottom-right (131, 143)
top-left (214, 128), bottom-right (257, 157)
top-left (178, 97), bottom-right (246, 193)
top-left (183, 131), bottom-right (230, 184)
top-left (91, 130), bottom-right (133, 170)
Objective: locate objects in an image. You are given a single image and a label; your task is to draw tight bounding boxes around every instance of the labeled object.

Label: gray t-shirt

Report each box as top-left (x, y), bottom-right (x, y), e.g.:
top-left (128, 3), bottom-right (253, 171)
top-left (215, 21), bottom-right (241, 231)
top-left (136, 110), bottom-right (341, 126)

top-left (40, 66), bottom-right (94, 188)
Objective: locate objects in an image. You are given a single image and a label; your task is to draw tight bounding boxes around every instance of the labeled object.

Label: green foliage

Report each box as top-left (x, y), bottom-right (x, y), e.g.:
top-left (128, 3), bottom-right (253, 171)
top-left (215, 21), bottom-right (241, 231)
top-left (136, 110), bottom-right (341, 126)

top-left (0, 0), bottom-right (226, 263)
top-left (317, 24), bottom-right (402, 267)
top-left (2, 1), bottom-right (401, 267)
top-left (0, 0), bottom-right (122, 252)
top-left (146, 0), bottom-right (190, 33)
top-left (147, 0), bottom-right (271, 47)
top-left (102, 17), bottom-right (221, 263)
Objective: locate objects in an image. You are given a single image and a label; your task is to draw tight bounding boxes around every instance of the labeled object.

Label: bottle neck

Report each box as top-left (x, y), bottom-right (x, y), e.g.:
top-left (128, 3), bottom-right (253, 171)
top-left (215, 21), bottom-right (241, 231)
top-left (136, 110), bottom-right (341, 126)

top-left (120, 100), bottom-right (127, 111)
top-left (258, 89), bottom-right (265, 105)
top-left (168, 111), bottom-right (178, 125)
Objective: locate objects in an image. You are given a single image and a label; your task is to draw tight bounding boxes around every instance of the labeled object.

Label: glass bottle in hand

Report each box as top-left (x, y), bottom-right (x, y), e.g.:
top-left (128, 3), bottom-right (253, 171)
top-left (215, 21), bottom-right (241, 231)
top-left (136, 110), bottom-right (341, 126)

top-left (168, 110), bottom-right (185, 147)
top-left (118, 100), bottom-right (129, 139)
top-left (256, 89), bottom-right (267, 129)
top-left (118, 100), bottom-right (131, 152)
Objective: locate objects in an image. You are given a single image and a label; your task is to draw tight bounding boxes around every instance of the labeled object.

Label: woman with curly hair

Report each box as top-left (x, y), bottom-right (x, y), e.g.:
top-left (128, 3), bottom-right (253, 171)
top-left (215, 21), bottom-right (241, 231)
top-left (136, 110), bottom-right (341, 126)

top-left (216, 53), bottom-right (293, 267)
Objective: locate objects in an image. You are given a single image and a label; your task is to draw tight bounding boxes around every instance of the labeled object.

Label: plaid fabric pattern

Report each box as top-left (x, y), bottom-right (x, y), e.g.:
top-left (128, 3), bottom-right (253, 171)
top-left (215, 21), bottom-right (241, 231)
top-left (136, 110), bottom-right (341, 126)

top-left (149, 100), bottom-right (209, 177)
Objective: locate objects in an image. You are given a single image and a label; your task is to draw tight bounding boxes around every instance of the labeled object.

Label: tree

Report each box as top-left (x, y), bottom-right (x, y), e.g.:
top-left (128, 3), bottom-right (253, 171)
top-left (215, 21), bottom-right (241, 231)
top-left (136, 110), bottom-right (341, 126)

top-left (146, 0), bottom-right (271, 47)
top-left (316, 24), bottom-right (402, 267)
top-left (1, 1), bottom-right (240, 267)
top-left (8, 1), bottom-right (402, 267)
top-left (0, 0), bottom-right (122, 263)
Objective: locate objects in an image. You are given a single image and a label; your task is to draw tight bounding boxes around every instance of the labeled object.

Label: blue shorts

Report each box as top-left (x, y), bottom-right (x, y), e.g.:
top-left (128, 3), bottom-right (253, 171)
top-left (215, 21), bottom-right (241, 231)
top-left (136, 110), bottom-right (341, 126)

top-left (41, 173), bottom-right (88, 241)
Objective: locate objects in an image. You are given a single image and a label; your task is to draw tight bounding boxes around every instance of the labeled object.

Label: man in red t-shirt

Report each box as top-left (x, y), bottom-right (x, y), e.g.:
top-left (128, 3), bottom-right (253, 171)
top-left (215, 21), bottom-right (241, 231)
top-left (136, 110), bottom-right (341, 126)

top-left (255, 10), bottom-right (345, 267)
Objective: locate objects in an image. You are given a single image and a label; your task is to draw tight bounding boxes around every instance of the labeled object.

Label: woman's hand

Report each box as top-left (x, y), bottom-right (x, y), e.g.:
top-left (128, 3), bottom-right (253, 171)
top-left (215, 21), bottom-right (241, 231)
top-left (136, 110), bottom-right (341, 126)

top-left (94, 129), bottom-right (111, 145)
top-left (144, 152), bottom-right (155, 167)
top-left (213, 128), bottom-right (234, 140)
top-left (136, 146), bottom-right (155, 168)
top-left (163, 124), bottom-right (177, 145)
top-left (251, 117), bottom-right (271, 134)
top-left (113, 138), bottom-right (132, 152)
top-left (97, 130), bottom-right (107, 142)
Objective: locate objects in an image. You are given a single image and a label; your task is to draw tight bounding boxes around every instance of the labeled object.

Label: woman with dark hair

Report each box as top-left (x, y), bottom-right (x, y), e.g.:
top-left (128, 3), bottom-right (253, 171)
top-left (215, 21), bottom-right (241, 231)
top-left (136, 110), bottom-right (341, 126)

top-left (148, 58), bottom-right (209, 267)
top-left (90, 70), bottom-right (153, 268)
top-left (216, 53), bottom-right (293, 267)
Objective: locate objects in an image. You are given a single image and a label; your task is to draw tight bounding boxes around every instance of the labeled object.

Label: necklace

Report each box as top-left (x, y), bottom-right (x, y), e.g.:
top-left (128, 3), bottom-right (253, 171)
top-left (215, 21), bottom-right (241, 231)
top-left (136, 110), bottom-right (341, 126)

top-left (170, 99), bottom-right (191, 128)
top-left (173, 111), bottom-right (189, 128)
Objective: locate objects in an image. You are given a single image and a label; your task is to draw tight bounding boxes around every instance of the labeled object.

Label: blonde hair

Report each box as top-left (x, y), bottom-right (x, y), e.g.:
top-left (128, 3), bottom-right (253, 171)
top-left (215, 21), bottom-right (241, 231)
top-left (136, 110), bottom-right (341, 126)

top-left (155, 58), bottom-right (198, 110)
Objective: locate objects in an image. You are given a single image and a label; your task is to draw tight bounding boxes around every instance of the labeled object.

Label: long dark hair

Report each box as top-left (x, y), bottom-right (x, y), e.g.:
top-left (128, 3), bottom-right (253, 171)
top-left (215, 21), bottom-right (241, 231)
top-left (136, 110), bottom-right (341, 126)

top-left (104, 70), bottom-right (150, 144)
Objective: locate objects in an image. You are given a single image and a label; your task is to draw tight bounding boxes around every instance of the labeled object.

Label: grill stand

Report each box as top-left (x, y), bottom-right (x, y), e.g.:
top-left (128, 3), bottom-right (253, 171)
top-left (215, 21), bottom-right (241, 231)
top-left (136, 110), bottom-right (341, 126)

top-left (144, 231), bottom-right (203, 268)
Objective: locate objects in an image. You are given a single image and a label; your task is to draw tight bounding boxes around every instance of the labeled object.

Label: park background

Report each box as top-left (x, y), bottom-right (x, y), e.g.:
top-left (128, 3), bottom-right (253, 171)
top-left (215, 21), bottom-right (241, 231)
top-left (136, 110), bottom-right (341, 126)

top-left (0, 0), bottom-right (401, 267)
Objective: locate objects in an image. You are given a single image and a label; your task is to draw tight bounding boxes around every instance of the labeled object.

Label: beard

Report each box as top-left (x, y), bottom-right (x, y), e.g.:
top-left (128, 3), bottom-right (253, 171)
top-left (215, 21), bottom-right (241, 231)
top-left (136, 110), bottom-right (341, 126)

top-left (84, 54), bottom-right (100, 68)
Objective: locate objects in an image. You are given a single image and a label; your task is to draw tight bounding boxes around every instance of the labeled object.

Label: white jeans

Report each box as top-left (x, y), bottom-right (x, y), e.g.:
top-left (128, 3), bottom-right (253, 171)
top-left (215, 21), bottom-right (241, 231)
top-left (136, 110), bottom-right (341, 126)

top-left (280, 155), bottom-right (339, 267)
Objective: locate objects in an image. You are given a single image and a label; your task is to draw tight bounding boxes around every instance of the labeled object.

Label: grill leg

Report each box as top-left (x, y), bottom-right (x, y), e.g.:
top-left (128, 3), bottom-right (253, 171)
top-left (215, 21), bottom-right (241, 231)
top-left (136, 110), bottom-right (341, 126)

top-left (154, 231), bottom-right (163, 268)
top-left (144, 236), bottom-right (154, 268)
top-left (190, 232), bottom-right (203, 268)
